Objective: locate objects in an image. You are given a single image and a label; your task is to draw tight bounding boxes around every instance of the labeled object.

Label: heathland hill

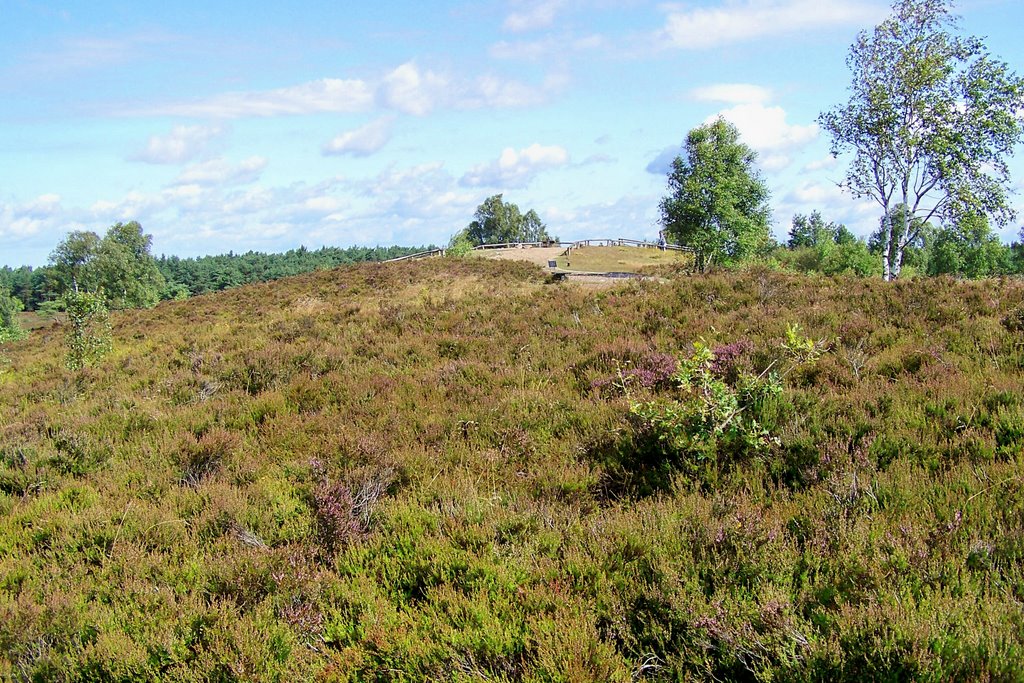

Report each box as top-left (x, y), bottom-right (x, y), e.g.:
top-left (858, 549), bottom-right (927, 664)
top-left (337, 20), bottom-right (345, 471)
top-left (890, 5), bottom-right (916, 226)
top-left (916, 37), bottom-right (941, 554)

top-left (1, 258), bottom-right (1023, 680)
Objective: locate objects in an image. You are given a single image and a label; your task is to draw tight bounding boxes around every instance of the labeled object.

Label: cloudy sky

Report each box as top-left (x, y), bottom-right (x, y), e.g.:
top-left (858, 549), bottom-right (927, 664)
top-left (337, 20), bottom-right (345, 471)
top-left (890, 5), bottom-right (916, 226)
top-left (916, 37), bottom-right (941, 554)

top-left (2, 0), bottom-right (1023, 266)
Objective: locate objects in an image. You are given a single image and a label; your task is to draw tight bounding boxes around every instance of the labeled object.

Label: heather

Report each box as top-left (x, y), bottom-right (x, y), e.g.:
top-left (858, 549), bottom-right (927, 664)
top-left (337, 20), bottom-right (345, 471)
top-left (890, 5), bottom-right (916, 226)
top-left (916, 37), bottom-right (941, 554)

top-left (1, 258), bottom-right (1023, 681)
top-left (0, 243), bottom-right (432, 312)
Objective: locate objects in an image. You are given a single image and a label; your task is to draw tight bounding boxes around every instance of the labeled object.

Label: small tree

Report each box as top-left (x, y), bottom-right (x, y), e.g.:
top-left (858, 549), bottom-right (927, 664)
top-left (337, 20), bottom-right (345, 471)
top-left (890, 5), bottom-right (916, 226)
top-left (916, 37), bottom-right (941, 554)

top-left (820, 0), bottom-right (1024, 280)
top-left (659, 118), bottom-right (771, 272)
top-left (0, 285), bottom-right (26, 344)
top-left (50, 230), bottom-right (101, 294)
top-left (446, 229), bottom-right (475, 257)
top-left (95, 221), bottom-right (165, 309)
top-left (63, 289), bottom-right (112, 370)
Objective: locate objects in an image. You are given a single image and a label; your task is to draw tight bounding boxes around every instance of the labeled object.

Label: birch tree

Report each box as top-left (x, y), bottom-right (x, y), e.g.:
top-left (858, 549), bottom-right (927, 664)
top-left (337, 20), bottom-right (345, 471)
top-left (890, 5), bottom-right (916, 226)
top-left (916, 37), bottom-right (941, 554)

top-left (820, 0), bottom-right (1024, 280)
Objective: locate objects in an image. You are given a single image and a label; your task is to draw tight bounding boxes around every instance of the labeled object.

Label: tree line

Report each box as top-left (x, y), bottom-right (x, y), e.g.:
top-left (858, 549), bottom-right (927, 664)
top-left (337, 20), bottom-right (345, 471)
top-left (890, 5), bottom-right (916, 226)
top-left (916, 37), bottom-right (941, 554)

top-left (154, 244), bottom-right (432, 299)
top-left (1, 235), bottom-right (431, 314)
top-left (658, 0), bottom-right (1024, 279)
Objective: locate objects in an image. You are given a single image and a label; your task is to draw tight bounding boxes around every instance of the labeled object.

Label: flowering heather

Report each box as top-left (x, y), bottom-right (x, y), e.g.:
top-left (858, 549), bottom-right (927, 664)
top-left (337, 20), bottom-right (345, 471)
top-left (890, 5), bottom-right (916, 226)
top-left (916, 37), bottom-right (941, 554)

top-left (313, 480), bottom-right (364, 552)
top-left (709, 338), bottom-right (754, 381)
top-left (1, 259), bottom-right (1023, 679)
top-left (592, 350), bottom-right (678, 393)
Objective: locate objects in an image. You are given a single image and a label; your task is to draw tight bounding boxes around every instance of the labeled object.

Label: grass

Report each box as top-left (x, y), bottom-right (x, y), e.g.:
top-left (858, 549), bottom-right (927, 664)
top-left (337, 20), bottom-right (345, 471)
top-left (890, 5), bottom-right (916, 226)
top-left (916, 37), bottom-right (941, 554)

top-left (16, 310), bottom-right (59, 331)
top-left (554, 246), bottom-right (692, 272)
top-left (1, 259), bottom-right (1023, 681)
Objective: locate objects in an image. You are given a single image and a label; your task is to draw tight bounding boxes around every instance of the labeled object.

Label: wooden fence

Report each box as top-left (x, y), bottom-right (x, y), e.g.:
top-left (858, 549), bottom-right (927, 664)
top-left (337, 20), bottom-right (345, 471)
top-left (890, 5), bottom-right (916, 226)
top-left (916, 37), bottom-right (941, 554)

top-left (565, 238), bottom-right (690, 253)
top-left (383, 248), bottom-right (447, 262)
top-left (383, 238), bottom-right (691, 263)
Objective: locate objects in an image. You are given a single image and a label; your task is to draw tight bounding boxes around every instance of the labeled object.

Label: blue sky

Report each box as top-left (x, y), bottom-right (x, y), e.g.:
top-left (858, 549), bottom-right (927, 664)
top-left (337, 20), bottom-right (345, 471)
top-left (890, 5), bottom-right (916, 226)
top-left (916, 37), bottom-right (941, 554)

top-left (2, 0), bottom-right (1023, 266)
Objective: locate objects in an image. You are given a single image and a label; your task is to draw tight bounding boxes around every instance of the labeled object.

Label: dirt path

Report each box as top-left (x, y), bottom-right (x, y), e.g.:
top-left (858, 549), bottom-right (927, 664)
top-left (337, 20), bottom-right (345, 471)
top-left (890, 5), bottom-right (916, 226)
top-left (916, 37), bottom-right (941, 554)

top-left (476, 246), bottom-right (663, 287)
top-left (476, 246), bottom-right (565, 267)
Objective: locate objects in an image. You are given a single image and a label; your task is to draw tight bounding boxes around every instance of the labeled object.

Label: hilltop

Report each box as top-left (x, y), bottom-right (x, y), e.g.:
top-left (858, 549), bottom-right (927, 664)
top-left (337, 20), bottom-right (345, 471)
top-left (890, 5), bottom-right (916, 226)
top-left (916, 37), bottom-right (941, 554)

top-left (1, 258), bottom-right (1023, 681)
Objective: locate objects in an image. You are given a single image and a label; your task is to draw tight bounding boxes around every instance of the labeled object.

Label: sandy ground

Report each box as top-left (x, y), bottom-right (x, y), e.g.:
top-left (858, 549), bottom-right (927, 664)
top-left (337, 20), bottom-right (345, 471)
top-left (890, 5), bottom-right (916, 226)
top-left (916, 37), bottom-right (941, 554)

top-left (476, 246), bottom-right (659, 287)
top-left (476, 246), bottom-right (566, 267)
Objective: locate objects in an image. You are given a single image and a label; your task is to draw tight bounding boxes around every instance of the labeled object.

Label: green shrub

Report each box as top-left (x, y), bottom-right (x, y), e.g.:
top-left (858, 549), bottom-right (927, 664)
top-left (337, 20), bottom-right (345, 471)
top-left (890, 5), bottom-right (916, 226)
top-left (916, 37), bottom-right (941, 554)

top-left (63, 289), bottom-right (112, 370)
top-left (627, 325), bottom-right (824, 487)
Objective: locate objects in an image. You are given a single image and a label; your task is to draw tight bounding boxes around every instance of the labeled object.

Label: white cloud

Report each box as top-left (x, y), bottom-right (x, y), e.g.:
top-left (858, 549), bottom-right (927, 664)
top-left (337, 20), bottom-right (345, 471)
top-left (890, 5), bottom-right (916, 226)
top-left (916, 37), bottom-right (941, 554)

top-left (647, 84), bottom-right (817, 174)
top-left (304, 196), bottom-right (343, 213)
top-left (777, 180), bottom-right (879, 238)
top-left (469, 74), bottom-right (549, 108)
top-left (90, 190), bottom-right (166, 222)
top-left (786, 180), bottom-right (849, 205)
top-left (489, 33), bottom-right (606, 61)
top-left (0, 194), bottom-right (65, 239)
top-left (691, 83), bottom-right (772, 105)
top-left (504, 0), bottom-right (567, 32)
top-left (323, 116), bottom-right (396, 157)
top-left (802, 154), bottom-right (839, 173)
top-left (460, 143), bottom-right (571, 188)
top-left (137, 77), bottom-right (375, 118)
top-left (377, 63), bottom-right (448, 116)
top-left (357, 163), bottom-right (475, 218)
top-left (759, 154), bottom-right (793, 172)
top-left (174, 157), bottom-right (267, 186)
top-left (133, 61), bottom-right (548, 119)
top-left (659, 0), bottom-right (883, 50)
top-left (131, 124), bottom-right (225, 164)
top-left (23, 193), bottom-right (62, 217)
top-left (544, 194), bottom-right (661, 242)
top-left (707, 104), bottom-right (817, 153)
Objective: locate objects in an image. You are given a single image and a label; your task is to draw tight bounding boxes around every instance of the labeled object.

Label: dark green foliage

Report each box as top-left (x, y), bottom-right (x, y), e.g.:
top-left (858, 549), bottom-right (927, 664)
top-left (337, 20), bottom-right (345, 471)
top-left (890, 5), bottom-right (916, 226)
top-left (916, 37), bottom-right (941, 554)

top-left (0, 263), bottom-right (60, 311)
top-left (660, 118), bottom-right (771, 272)
top-left (928, 213), bottom-right (1012, 278)
top-left (788, 211), bottom-right (848, 249)
top-left (775, 214), bottom-right (879, 277)
top-left (462, 194), bottom-right (552, 246)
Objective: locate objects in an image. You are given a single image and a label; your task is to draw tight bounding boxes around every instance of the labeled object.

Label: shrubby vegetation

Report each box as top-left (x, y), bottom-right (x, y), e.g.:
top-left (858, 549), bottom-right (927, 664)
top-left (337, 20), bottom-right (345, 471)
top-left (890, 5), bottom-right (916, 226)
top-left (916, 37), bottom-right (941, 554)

top-left (1, 257), bottom-right (1023, 679)
top-left (0, 284), bottom-right (26, 344)
top-left (771, 212), bottom-right (877, 277)
top-left (769, 207), bottom-right (1024, 279)
top-left (61, 289), bottom-right (112, 370)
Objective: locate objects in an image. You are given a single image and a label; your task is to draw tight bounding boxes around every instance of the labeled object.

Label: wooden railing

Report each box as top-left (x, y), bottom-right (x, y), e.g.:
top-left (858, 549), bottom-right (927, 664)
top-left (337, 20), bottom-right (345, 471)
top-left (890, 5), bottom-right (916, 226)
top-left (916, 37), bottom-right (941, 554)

top-left (383, 238), bottom-right (691, 263)
top-left (383, 248), bottom-right (446, 262)
top-left (566, 238), bottom-right (691, 253)
top-left (471, 241), bottom-right (570, 250)
top-left (385, 242), bottom-right (565, 262)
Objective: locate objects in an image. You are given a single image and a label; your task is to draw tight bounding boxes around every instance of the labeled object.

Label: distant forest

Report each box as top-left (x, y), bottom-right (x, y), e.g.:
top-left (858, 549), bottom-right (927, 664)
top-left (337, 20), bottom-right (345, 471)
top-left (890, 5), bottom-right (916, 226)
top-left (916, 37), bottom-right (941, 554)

top-left (0, 244), bottom-right (432, 311)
